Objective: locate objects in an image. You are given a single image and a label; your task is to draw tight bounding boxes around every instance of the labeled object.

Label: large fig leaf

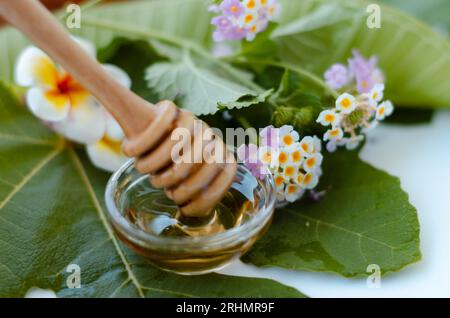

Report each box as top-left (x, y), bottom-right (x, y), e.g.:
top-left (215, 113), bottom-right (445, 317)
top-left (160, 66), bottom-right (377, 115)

top-left (272, 0), bottom-right (450, 108)
top-left (379, 0), bottom-right (450, 36)
top-left (0, 83), bottom-right (304, 298)
top-left (243, 151), bottom-right (421, 277)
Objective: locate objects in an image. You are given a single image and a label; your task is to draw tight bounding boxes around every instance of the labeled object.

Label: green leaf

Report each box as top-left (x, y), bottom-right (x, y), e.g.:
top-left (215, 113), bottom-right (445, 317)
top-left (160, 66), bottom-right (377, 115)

top-left (0, 0), bottom-right (214, 82)
top-left (378, 0), bottom-right (450, 37)
top-left (218, 89), bottom-right (274, 110)
top-left (145, 51), bottom-right (264, 115)
top-left (0, 82), bottom-right (305, 298)
top-left (100, 39), bottom-right (165, 103)
top-left (273, 0), bottom-right (450, 108)
top-left (240, 23), bottom-right (280, 62)
top-left (243, 151), bottom-right (421, 277)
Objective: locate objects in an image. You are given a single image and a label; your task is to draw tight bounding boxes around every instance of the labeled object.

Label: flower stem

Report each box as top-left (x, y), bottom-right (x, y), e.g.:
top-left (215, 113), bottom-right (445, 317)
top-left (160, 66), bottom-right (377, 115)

top-left (81, 17), bottom-right (264, 92)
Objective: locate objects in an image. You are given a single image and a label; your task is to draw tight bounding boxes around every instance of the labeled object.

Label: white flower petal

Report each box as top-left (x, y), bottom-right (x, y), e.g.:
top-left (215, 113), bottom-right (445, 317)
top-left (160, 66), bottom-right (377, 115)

top-left (336, 93), bottom-right (356, 114)
top-left (346, 135), bottom-right (364, 150)
top-left (326, 141), bottom-right (337, 152)
top-left (105, 111), bottom-right (124, 141)
top-left (53, 97), bottom-right (106, 144)
top-left (86, 140), bottom-right (128, 172)
top-left (103, 64), bottom-right (132, 88)
top-left (312, 136), bottom-right (322, 153)
top-left (15, 47), bottom-right (58, 88)
top-left (324, 127), bottom-right (344, 142)
top-left (72, 36), bottom-right (97, 58)
top-left (316, 110), bottom-right (339, 127)
top-left (284, 184), bottom-right (303, 202)
top-left (26, 87), bottom-right (70, 122)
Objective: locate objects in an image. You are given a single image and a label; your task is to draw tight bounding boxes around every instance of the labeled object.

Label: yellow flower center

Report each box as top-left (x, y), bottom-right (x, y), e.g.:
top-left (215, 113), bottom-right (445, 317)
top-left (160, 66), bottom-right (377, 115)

top-left (324, 114), bottom-right (335, 122)
top-left (285, 166), bottom-right (296, 177)
top-left (341, 98), bottom-right (351, 108)
top-left (262, 152), bottom-right (272, 162)
top-left (306, 157), bottom-right (316, 168)
top-left (301, 143), bottom-right (309, 152)
top-left (98, 136), bottom-right (122, 154)
top-left (275, 176), bottom-right (284, 186)
top-left (246, 0), bottom-right (256, 9)
top-left (279, 152), bottom-right (288, 164)
top-left (361, 81), bottom-right (368, 89)
top-left (287, 185), bottom-right (297, 194)
top-left (378, 107), bottom-right (385, 115)
top-left (296, 173), bottom-right (304, 184)
top-left (283, 135), bottom-right (293, 146)
top-left (330, 129), bottom-right (340, 137)
top-left (304, 173), bottom-right (313, 185)
top-left (244, 14), bottom-right (254, 24)
top-left (230, 5), bottom-right (238, 13)
top-left (292, 150), bottom-right (301, 162)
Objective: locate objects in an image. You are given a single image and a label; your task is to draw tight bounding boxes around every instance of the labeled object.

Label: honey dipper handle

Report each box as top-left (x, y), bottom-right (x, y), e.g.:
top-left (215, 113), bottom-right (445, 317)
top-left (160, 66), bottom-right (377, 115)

top-left (0, 0), bottom-right (155, 137)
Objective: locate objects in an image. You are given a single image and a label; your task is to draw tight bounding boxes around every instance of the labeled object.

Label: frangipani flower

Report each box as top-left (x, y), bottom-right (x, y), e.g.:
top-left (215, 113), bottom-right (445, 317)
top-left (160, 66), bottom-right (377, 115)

top-left (239, 125), bottom-right (323, 204)
top-left (15, 37), bottom-right (131, 172)
top-left (210, 0), bottom-right (280, 42)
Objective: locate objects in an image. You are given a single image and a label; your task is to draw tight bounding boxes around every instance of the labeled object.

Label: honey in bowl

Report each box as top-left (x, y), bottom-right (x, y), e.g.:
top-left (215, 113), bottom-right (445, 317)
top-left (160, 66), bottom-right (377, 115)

top-left (106, 161), bottom-right (275, 275)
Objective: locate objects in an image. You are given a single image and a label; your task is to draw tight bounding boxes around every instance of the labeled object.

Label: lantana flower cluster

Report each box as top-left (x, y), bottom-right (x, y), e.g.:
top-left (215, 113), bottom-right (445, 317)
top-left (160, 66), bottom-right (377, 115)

top-left (238, 125), bottom-right (323, 203)
top-left (318, 50), bottom-right (394, 152)
top-left (317, 84), bottom-right (394, 152)
top-left (15, 37), bottom-right (129, 172)
top-left (210, 0), bottom-right (280, 42)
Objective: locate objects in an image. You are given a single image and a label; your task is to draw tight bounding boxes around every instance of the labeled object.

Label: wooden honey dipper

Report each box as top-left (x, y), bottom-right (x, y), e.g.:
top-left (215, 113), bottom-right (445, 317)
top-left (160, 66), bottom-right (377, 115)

top-left (0, 0), bottom-right (237, 218)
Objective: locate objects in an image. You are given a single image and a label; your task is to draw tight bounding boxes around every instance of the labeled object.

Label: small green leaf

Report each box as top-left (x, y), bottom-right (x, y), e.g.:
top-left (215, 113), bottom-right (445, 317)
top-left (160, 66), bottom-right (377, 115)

top-left (218, 89), bottom-right (274, 110)
top-left (0, 82), bottom-right (305, 298)
top-left (243, 151), bottom-right (421, 277)
top-left (145, 51), bottom-right (263, 115)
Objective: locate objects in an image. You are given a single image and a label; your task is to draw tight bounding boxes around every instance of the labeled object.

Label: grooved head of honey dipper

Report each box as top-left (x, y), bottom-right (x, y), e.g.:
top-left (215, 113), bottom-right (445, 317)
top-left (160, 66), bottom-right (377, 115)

top-left (125, 99), bottom-right (238, 220)
top-left (178, 154), bottom-right (238, 218)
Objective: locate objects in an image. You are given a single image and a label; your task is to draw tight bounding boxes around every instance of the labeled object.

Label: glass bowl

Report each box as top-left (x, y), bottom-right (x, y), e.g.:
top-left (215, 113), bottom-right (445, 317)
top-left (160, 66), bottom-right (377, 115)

top-left (105, 160), bottom-right (275, 275)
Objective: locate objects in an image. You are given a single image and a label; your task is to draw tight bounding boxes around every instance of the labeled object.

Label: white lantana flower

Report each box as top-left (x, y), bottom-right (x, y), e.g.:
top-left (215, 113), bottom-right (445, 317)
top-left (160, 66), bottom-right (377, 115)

top-left (241, 125), bottom-right (323, 204)
top-left (316, 109), bottom-right (340, 127)
top-left (376, 100), bottom-right (394, 120)
top-left (317, 86), bottom-right (394, 152)
top-left (368, 83), bottom-right (384, 107)
top-left (15, 37), bottom-right (130, 172)
top-left (335, 93), bottom-right (357, 114)
top-left (279, 125), bottom-right (300, 147)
